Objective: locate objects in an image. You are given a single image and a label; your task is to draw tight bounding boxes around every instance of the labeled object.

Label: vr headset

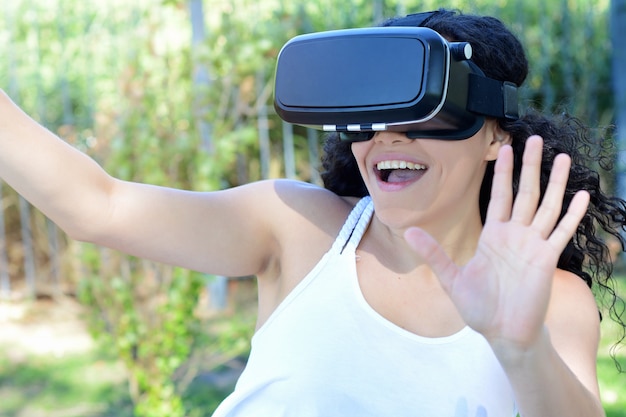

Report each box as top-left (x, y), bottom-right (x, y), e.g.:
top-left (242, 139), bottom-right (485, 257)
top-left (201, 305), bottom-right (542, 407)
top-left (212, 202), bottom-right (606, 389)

top-left (273, 26), bottom-right (518, 141)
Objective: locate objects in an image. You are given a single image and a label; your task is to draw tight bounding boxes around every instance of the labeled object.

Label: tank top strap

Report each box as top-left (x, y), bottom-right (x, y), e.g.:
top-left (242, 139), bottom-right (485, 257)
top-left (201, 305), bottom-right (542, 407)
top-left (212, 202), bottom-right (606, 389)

top-left (331, 196), bottom-right (374, 254)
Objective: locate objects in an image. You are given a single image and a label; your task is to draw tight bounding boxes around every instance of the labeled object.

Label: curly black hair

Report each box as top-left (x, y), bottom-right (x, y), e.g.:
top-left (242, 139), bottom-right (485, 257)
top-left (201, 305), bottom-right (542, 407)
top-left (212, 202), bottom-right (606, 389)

top-left (320, 9), bottom-right (626, 364)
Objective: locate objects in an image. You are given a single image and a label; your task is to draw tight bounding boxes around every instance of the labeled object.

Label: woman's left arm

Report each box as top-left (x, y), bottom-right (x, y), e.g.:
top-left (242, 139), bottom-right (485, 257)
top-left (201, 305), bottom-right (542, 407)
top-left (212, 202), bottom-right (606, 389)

top-left (491, 268), bottom-right (604, 417)
top-left (405, 135), bottom-right (605, 417)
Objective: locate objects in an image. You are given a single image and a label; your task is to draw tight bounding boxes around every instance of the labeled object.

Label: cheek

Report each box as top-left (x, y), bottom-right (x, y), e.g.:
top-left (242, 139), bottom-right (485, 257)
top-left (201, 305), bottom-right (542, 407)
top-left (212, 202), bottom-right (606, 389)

top-left (428, 142), bottom-right (489, 184)
top-left (433, 134), bottom-right (490, 162)
top-left (350, 142), bottom-right (371, 173)
top-left (350, 141), bottom-right (366, 158)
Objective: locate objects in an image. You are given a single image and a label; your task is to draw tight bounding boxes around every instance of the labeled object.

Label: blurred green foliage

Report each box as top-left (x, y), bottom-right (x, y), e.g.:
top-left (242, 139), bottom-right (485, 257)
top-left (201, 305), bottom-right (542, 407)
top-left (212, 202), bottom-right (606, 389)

top-left (1, 0), bottom-right (614, 186)
top-left (77, 247), bottom-right (205, 417)
top-left (0, 0), bottom-right (617, 416)
top-left (0, 348), bottom-right (134, 417)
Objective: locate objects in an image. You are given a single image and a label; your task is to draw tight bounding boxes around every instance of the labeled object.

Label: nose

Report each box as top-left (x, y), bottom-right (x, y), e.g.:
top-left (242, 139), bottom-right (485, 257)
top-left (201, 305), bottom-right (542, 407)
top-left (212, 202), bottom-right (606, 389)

top-left (373, 131), bottom-right (412, 145)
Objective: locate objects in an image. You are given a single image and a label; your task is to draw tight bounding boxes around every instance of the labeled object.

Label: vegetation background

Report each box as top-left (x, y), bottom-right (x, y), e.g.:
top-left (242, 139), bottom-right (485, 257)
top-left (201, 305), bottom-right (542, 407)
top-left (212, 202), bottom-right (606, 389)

top-left (0, 0), bottom-right (624, 416)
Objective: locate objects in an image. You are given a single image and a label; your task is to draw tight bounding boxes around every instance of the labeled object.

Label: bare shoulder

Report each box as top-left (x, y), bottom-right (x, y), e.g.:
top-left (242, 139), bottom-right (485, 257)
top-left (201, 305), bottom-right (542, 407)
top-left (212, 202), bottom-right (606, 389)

top-left (243, 178), bottom-right (357, 231)
top-left (547, 269), bottom-right (599, 327)
top-left (266, 179), bottom-right (359, 258)
top-left (546, 268), bottom-right (601, 396)
top-left (237, 179), bottom-right (359, 272)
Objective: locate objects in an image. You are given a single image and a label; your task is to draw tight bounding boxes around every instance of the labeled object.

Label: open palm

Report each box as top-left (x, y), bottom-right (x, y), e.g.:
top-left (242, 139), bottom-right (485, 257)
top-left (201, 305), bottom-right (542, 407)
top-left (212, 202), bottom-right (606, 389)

top-left (405, 136), bottom-right (590, 349)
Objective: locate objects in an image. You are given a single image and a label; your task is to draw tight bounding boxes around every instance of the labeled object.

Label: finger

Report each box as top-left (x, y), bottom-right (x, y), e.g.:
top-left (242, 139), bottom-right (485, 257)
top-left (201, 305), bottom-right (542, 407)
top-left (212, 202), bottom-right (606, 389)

top-left (547, 190), bottom-right (590, 250)
top-left (510, 136), bottom-right (543, 224)
top-left (404, 227), bottom-right (459, 292)
top-left (530, 153), bottom-right (571, 238)
top-left (485, 144), bottom-right (514, 223)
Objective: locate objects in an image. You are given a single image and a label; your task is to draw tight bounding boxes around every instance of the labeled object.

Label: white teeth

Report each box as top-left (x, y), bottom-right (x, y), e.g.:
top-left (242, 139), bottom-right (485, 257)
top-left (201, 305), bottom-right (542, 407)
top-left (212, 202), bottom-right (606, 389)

top-left (376, 160), bottom-right (426, 170)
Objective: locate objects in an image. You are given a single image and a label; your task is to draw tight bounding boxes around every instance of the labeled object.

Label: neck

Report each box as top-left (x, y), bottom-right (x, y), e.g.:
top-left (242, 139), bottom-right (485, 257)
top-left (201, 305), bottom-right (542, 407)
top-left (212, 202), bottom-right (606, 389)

top-left (364, 206), bottom-right (484, 272)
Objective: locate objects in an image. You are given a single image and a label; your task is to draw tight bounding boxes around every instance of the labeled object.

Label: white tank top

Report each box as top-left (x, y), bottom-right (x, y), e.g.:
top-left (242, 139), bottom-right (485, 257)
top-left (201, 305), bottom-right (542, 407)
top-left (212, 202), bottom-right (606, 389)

top-left (212, 197), bottom-right (517, 417)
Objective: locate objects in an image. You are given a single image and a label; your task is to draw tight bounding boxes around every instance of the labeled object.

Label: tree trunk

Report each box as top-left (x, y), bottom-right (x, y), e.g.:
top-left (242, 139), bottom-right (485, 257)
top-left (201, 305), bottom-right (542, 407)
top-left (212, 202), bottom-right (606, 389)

top-left (188, 0), bottom-right (213, 154)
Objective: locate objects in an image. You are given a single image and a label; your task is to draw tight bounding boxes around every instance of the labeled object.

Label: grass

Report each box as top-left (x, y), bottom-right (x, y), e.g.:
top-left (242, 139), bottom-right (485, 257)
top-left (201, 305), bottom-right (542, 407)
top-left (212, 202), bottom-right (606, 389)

top-left (0, 345), bottom-right (238, 417)
top-left (0, 348), bottom-right (134, 417)
top-left (598, 353), bottom-right (626, 417)
top-left (598, 277), bottom-right (626, 417)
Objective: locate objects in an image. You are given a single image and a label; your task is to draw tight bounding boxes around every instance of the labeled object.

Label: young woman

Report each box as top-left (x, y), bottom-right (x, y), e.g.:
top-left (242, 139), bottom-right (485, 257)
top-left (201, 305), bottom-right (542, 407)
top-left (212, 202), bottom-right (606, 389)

top-left (0, 9), bottom-right (623, 417)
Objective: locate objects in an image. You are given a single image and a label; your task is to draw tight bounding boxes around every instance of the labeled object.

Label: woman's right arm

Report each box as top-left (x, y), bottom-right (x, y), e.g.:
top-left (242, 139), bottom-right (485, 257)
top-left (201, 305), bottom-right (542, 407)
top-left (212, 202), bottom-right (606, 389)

top-left (0, 89), bottom-right (311, 277)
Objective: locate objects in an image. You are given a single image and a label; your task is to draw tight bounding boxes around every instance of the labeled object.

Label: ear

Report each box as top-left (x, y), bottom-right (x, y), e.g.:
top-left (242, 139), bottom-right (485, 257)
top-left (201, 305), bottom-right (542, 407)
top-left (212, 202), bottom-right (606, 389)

top-left (485, 121), bottom-right (512, 161)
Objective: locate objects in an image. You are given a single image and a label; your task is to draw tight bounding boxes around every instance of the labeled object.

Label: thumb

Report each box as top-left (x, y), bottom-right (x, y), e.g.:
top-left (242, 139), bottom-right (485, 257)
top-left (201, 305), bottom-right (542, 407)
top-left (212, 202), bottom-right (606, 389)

top-left (404, 227), bottom-right (458, 291)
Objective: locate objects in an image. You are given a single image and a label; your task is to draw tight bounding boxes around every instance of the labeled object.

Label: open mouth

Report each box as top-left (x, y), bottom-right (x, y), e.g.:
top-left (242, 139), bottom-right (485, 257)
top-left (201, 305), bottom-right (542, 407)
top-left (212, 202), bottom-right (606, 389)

top-left (375, 160), bottom-right (427, 183)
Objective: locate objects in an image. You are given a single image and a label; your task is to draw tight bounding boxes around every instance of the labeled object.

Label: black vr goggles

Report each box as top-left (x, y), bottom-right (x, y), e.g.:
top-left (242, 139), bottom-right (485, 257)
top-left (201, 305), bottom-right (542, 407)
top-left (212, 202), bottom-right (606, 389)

top-left (273, 26), bottom-right (519, 141)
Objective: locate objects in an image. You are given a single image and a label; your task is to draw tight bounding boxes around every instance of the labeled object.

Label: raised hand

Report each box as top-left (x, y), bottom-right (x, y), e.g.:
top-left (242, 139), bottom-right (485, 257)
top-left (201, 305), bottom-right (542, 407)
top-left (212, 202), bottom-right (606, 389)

top-left (404, 135), bottom-right (590, 351)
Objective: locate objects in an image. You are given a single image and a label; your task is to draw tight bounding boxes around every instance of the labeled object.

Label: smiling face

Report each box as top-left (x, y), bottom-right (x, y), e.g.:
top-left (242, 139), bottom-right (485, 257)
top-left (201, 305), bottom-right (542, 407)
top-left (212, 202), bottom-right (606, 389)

top-left (350, 121), bottom-right (506, 240)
